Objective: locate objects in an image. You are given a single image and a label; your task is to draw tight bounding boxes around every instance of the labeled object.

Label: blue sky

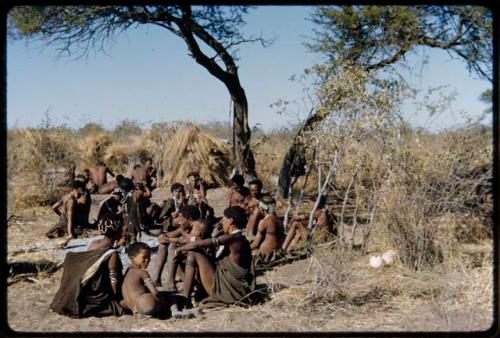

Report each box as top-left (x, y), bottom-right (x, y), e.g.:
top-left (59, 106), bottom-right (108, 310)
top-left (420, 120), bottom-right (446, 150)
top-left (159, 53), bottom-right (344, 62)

top-left (7, 6), bottom-right (492, 131)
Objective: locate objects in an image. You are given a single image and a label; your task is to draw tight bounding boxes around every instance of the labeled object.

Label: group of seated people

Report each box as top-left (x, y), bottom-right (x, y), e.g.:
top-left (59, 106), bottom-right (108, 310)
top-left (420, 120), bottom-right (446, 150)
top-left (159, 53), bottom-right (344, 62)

top-left (49, 164), bottom-right (338, 319)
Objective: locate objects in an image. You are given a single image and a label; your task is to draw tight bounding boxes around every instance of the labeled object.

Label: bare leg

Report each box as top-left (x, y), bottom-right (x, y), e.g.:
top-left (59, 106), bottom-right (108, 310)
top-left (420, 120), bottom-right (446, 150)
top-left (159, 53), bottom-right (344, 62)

top-left (282, 222), bottom-right (299, 252)
top-left (182, 251), bottom-right (216, 299)
top-left (152, 244), bottom-right (168, 285)
top-left (165, 243), bottom-right (178, 290)
top-left (134, 293), bottom-right (160, 316)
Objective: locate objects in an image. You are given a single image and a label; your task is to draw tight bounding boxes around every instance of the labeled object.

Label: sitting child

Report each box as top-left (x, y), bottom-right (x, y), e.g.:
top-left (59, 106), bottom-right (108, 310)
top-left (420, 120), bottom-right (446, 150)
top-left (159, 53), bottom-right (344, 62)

top-left (121, 242), bottom-right (196, 318)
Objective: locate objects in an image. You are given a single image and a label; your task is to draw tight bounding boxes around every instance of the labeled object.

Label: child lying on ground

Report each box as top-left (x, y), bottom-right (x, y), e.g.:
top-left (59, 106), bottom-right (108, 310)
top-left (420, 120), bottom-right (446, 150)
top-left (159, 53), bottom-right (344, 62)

top-left (121, 242), bottom-right (198, 318)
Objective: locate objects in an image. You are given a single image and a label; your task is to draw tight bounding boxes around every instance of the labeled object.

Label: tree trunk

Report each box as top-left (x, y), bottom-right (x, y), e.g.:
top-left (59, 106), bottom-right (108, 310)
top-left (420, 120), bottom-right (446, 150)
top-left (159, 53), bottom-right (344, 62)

top-left (230, 85), bottom-right (256, 179)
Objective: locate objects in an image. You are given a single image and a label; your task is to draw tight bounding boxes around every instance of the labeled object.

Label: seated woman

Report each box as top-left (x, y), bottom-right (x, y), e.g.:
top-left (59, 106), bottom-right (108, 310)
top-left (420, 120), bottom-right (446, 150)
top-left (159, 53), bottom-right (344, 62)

top-left (281, 195), bottom-right (337, 253)
top-left (177, 206), bottom-right (255, 307)
top-left (250, 196), bottom-right (285, 263)
top-left (50, 214), bottom-right (126, 317)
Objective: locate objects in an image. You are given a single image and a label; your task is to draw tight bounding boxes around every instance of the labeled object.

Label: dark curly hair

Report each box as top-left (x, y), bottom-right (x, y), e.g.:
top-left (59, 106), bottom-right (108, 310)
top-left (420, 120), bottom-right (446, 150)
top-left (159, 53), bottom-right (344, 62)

top-left (179, 205), bottom-right (201, 221)
top-left (223, 206), bottom-right (248, 230)
top-left (127, 242), bottom-right (151, 258)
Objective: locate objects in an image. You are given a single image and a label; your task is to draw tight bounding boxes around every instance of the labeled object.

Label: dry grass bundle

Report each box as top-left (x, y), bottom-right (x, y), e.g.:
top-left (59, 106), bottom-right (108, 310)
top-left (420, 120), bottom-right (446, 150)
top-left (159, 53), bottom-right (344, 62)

top-left (161, 124), bottom-right (230, 187)
top-left (103, 134), bottom-right (151, 174)
top-left (77, 132), bottom-right (113, 168)
top-left (252, 131), bottom-right (293, 189)
top-left (8, 128), bottom-right (76, 214)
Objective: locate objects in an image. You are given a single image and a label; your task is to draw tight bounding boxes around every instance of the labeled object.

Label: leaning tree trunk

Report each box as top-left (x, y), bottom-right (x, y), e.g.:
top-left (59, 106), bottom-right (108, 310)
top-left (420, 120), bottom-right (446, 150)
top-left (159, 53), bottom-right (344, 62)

top-left (277, 109), bottom-right (330, 197)
top-left (230, 83), bottom-right (257, 180)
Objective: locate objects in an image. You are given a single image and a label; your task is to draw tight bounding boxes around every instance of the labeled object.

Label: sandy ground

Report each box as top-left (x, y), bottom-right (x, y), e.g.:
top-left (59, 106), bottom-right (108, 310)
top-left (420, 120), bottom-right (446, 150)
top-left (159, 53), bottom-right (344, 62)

top-left (6, 188), bottom-right (495, 333)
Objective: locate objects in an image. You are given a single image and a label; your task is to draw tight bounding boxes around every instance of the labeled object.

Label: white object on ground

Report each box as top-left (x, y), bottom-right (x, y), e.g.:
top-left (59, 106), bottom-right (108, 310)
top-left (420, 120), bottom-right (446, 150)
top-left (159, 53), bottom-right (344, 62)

top-left (369, 255), bottom-right (384, 269)
top-left (382, 250), bottom-right (397, 265)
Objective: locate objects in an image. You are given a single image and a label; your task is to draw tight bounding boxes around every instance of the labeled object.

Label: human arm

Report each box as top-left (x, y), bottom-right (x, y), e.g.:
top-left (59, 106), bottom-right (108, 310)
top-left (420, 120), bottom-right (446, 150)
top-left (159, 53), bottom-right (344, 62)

top-left (142, 270), bottom-right (159, 300)
top-left (177, 232), bottom-right (237, 252)
top-left (51, 199), bottom-right (63, 216)
top-left (108, 252), bottom-right (121, 296)
top-left (250, 220), bottom-right (266, 250)
top-left (66, 198), bottom-right (76, 239)
top-left (106, 167), bottom-right (116, 178)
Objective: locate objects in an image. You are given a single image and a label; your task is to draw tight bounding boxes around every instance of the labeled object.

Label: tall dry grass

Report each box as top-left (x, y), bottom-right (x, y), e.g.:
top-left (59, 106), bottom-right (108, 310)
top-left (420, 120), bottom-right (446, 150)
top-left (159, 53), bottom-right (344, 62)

top-left (8, 127), bottom-right (77, 214)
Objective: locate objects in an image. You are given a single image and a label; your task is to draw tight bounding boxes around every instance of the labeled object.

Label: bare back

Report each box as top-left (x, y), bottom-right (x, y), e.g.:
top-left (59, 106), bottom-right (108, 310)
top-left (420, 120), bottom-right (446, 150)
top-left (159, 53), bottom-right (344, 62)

top-left (122, 266), bottom-right (151, 310)
top-left (225, 234), bottom-right (252, 269)
top-left (254, 214), bottom-right (284, 254)
top-left (89, 165), bottom-right (108, 188)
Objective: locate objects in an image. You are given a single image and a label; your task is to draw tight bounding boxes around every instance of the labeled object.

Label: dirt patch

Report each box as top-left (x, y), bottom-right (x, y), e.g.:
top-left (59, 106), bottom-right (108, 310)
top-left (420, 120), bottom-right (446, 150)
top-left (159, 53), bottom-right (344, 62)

top-left (6, 188), bottom-right (494, 333)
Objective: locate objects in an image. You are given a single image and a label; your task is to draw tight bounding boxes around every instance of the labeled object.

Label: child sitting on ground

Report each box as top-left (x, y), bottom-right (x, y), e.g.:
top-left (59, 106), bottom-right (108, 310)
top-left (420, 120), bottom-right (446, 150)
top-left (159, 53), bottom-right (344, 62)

top-left (121, 242), bottom-right (197, 318)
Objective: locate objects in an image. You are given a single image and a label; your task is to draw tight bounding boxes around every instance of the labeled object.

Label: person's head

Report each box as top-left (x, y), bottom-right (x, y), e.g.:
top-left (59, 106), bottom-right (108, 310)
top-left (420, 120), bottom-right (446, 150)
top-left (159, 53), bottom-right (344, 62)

top-left (127, 242), bottom-right (151, 269)
top-left (176, 205), bottom-right (200, 229)
top-left (317, 195), bottom-right (327, 209)
top-left (75, 174), bottom-right (88, 185)
top-left (249, 179), bottom-right (263, 198)
top-left (258, 195), bottom-right (276, 214)
top-left (170, 183), bottom-right (185, 199)
top-left (111, 187), bottom-right (124, 201)
top-left (230, 174), bottom-right (245, 188)
top-left (115, 174), bottom-right (124, 184)
top-left (191, 219), bottom-right (213, 239)
top-left (83, 168), bottom-right (90, 178)
top-left (222, 206), bottom-right (247, 233)
top-left (133, 164), bottom-right (141, 170)
top-left (97, 160), bottom-right (105, 166)
top-left (119, 177), bottom-right (134, 193)
top-left (71, 180), bottom-right (85, 198)
top-left (187, 171), bottom-right (200, 186)
top-left (143, 157), bottom-right (153, 166)
top-left (97, 213), bottom-right (123, 241)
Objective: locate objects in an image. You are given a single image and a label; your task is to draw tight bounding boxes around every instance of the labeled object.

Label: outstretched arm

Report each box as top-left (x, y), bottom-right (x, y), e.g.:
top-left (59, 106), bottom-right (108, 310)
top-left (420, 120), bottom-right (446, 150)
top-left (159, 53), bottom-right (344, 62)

top-left (178, 232), bottom-right (237, 252)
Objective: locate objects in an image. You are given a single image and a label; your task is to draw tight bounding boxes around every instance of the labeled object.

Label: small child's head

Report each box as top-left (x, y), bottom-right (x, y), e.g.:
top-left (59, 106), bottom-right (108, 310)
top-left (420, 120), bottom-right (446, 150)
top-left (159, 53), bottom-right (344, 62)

top-left (127, 242), bottom-right (151, 269)
top-left (191, 219), bottom-right (213, 239)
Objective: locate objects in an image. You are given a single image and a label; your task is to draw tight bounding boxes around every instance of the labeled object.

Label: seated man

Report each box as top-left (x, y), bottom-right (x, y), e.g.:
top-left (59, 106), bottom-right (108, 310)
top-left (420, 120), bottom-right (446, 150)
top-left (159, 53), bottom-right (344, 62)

top-left (191, 190), bottom-right (216, 225)
top-left (186, 171), bottom-right (208, 204)
top-left (74, 174), bottom-right (93, 230)
top-left (281, 195), bottom-right (337, 253)
top-left (227, 174), bottom-right (250, 209)
top-left (50, 214), bottom-right (125, 317)
top-left (151, 205), bottom-right (201, 289)
top-left (177, 206), bottom-right (255, 306)
top-left (46, 180), bottom-right (91, 239)
top-left (156, 183), bottom-right (188, 232)
top-left (120, 179), bottom-right (151, 245)
top-left (245, 179), bottom-right (265, 238)
top-left (86, 161), bottom-right (116, 194)
top-left (250, 196), bottom-right (285, 262)
top-left (131, 158), bottom-right (157, 190)
top-left (121, 242), bottom-right (192, 318)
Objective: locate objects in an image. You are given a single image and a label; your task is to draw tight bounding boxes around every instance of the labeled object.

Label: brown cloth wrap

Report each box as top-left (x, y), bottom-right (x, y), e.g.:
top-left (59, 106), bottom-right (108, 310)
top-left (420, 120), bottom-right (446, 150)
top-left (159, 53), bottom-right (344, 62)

top-left (50, 247), bottom-right (124, 317)
top-left (200, 256), bottom-right (255, 306)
